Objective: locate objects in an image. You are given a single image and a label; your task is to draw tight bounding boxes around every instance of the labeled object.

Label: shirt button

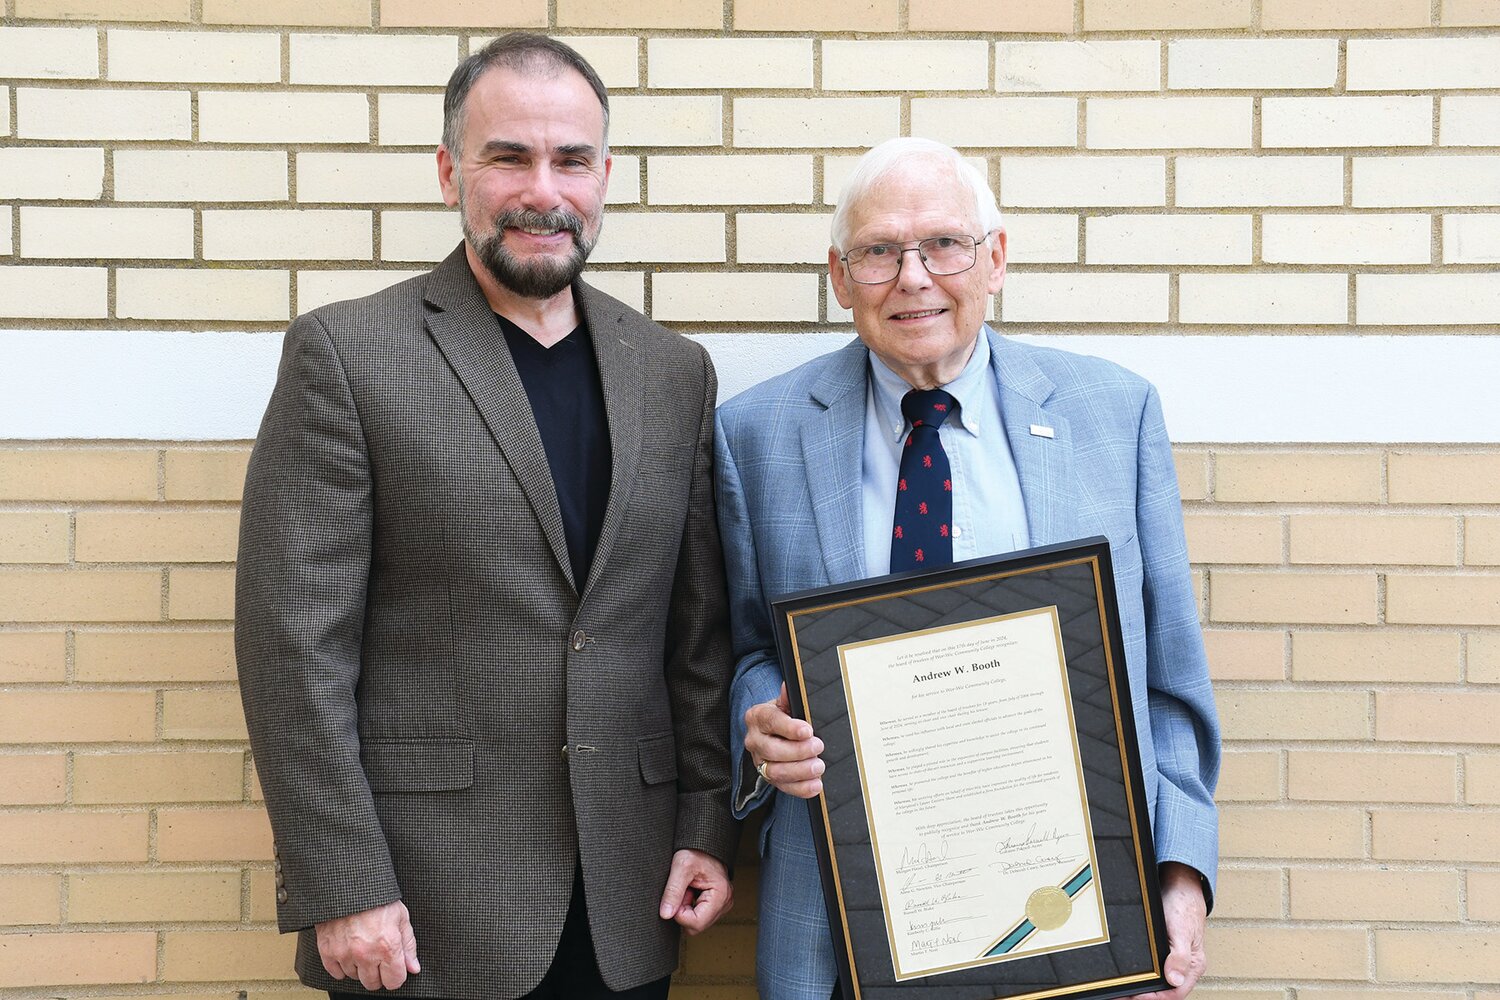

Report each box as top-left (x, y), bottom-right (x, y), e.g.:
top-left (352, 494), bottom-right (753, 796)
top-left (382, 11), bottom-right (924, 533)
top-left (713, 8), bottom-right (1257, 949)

top-left (276, 888), bottom-right (288, 904)
top-left (571, 629), bottom-right (587, 652)
top-left (952, 526), bottom-right (963, 538)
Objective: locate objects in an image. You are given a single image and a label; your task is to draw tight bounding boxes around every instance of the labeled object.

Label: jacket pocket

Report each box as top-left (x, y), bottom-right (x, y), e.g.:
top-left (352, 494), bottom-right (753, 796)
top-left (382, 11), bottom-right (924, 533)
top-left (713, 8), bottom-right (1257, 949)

top-left (637, 732), bottom-right (678, 786)
top-left (361, 739), bottom-right (474, 792)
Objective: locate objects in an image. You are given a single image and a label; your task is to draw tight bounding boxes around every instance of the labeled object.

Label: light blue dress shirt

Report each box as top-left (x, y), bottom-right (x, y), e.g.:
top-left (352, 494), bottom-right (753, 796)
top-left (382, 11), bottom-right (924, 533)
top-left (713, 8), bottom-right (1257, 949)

top-left (861, 331), bottom-right (1030, 574)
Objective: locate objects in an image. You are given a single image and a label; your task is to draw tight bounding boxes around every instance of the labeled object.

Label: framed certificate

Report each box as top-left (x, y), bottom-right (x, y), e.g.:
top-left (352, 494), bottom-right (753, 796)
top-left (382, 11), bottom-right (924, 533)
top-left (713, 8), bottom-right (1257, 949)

top-left (770, 537), bottom-right (1169, 1000)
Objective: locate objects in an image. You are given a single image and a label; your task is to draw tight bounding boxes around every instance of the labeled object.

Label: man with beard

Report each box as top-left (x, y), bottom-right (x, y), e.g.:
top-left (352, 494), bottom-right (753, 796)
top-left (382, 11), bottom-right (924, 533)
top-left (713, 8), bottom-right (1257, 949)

top-left (235, 33), bottom-right (737, 1000)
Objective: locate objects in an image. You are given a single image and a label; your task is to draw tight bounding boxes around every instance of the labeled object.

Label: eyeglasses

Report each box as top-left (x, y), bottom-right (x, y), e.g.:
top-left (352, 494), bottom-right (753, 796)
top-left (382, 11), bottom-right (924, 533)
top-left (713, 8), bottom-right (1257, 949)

top-left (839, 233), bottom-right (988, 285)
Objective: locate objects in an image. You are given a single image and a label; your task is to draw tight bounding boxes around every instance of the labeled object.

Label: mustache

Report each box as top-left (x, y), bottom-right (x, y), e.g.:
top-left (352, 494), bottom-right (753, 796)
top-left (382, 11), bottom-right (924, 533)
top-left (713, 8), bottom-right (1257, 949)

top-left (494, 208), bottom-right (585, 240)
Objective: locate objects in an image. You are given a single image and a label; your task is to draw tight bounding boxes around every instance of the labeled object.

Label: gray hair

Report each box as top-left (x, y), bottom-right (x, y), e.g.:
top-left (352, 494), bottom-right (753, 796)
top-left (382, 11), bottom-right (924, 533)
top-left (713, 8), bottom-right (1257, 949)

top-left (830, 137), bottom-right (1004, 252)
top-left (442, 33), bottom-right (610, 158)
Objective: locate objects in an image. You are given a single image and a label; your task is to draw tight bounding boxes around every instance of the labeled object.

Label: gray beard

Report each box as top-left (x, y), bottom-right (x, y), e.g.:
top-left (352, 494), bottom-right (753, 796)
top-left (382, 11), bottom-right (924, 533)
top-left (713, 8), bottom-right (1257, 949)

top-left (462, 206), bottom-right (596, 300)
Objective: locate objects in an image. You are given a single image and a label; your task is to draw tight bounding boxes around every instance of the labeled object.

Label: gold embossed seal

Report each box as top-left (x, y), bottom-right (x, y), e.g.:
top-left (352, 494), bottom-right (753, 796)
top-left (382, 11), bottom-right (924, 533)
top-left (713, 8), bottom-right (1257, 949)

top-left (1025, 885), bottom-right (1072, 931)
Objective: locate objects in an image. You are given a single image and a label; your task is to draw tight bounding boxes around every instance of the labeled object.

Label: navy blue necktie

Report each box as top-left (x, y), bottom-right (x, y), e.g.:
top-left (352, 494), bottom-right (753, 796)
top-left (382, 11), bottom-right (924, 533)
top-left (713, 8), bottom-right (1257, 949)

top-left (890, 388), bottom-right (955, 572)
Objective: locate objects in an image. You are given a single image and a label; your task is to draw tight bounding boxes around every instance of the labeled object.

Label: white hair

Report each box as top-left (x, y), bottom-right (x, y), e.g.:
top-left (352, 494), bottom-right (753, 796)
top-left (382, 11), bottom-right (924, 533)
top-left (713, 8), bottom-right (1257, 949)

top-left (829, 137), bottom-right (1004, 252)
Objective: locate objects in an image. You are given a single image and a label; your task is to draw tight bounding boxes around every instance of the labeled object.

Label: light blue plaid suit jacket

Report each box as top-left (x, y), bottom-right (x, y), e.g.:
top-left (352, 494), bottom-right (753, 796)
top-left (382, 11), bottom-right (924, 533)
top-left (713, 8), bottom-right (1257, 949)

top-left (714, 327), bottom-right (1220, 1000)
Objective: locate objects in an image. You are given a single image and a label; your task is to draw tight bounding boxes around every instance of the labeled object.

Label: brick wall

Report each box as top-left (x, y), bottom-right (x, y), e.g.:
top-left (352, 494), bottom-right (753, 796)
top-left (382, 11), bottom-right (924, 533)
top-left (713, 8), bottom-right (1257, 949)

top-left (2, 0), bottom-right (1498, 996)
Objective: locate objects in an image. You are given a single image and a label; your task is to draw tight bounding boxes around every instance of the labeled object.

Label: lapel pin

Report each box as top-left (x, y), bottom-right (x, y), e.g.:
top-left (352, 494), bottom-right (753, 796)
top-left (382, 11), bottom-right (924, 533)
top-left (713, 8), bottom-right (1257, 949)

top-left (1029, 424), bottom-right (1055, 439)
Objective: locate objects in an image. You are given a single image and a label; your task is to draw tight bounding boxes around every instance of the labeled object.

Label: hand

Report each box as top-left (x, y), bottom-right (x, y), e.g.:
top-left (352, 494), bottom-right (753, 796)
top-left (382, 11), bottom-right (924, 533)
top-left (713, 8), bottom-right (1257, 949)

top-left (1129, 863), bottom-right (1207, 1000)
top-left (744, 683), bottom-right (825, 798)
top-left (315, 900), bottom-right (421, 990)
top-left (658, 848), bottom-right (733, 935)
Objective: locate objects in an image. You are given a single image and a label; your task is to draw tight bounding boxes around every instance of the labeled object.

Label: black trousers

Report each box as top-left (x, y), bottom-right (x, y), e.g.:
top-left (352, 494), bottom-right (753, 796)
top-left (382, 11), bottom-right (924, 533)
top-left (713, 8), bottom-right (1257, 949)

top-left (330, 868), bottom-right (671, 1000)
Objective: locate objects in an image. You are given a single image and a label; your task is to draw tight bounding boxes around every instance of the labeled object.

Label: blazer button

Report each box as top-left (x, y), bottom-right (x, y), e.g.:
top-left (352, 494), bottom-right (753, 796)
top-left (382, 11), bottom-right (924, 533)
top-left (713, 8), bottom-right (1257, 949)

top-left (274, 872), bottom-right (285, 888)
top-left (571, 629), bottom-right (587, 652)
top-left (276, 888), bottom-right (288, 904)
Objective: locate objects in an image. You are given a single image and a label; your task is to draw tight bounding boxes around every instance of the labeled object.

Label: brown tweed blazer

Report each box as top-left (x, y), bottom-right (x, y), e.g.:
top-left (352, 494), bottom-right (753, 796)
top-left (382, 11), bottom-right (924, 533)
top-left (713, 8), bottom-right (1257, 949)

top-left (235, 246), bottom-right (738, 998)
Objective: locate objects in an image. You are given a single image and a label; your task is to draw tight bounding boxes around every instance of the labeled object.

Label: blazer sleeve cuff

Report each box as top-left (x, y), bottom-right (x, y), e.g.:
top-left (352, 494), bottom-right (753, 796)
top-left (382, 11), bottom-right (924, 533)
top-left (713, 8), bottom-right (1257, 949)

top-left (729, 655), bottom-right (783, 819)
top-left (673, 789), bottom-right (741, 867)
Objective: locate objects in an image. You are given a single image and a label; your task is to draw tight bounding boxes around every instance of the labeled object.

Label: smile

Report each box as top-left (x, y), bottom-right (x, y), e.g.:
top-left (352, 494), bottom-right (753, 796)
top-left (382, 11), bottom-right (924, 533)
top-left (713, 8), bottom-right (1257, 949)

top-left (891, 308), bottom-right (946, 320)
top-left (512, 226), bottom-right (564, 236)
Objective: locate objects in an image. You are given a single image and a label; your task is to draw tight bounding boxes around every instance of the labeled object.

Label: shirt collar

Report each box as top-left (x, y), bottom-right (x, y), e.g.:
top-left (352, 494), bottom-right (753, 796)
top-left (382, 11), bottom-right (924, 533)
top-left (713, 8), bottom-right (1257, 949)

top-left (868, 330), bottom-right (990, 442)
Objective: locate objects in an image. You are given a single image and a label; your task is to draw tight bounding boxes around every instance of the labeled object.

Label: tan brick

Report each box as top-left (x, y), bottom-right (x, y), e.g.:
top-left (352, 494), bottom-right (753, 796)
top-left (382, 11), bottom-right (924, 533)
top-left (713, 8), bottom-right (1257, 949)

top-left (1204, 629), bottom-right (1284, 681)
top-left (1378, 929), bottom-right (1500, 981)
top-left (1472, 520), bottom-right (1500, 566)
top-left (0, 690), bottom-right (155, 743)
top-left (77, 511), bottom-right (240, 564)
top-left (382, 210), bottom-right (462, 262)
top-left (680, 921), bottom-right (757, 978)
top-left (1180, 273), bottom-right (1346, 326)
top-left (204, 0), bottom-right (370, 23)
top-left (653, 273), bottom-right (819, 323)
top-left (115, 150), bottom-right (288, 204)
top-left (1218, 750), bottom-right (1280, 802)
top-left (1301, 991), bottom-right (1459, 1000)
top-left (0, 874), bottom-right (60, 925)
top-left (1263, 0), bottom-right (1430, 27)
top-left (735, 213), bottom-right (831, 265)
top-left (1087, 214), bottom-right (1252, 265)
top-left (1211, 867), bottom-right (1282, 919)
top-left (1000, 156), bottom-right (1165, 209)
top-left (670, 988), bottom-right (759, 1000)
top-left (1375, 809), bottom-right (1500, 862)
top-left (0, 632), bottom-right (66, 682)
top-left (1183, 514), bottom-right (1281, 565)
top-left (1388, 574), bottom-right (1500, 626)
top-left (646, 38), bottom-right (811, 90)
top-left (297, 151), bottom-right (438, 205)
top-left (70, 871), bottom-right (240, 923)
top-left (249, 867), bottom-right (277, 921)
top-left (382, 0), bottom-right (544, 25)
top-left (1207, 926), bottom-right (1367, 979)
top-left (158, 808), bottom-right (273, 861)
top-left (1289, 750), bottom-right (1456, 804)
top-left (169, 567), bottom-right (236, 620)
top-left (117, 268), bottom-right (289, 322)
top-left (1293, 631), bottom-right (1460, 683)
top-left (1218, 690), bottom-right (1368, 741)
top-left (0, 930), bottom-right (156, 987)
top-left (199, 91), bottom-right (370, 144)
top-left (0, 450), bottom-right (157, 502)
top-left (0, 26), bottom-right (99, 79)
top-left (0, 569), bottom-right (160, 623)
top-left (594, 212), bottom-right (725, 264)
top-left (612, 95), bottom-right (722, 147)
top-left (75, 751), bottom-right (244, 804)
top-left (16, 0), bottom-right (188, 18)
top-left (910, 0), bottom-right (1072, 31)
top-left (0, 754), bottom-right (66, 805)
top-left (163, 928), bottom-right (296, 981)
top-left (289, 34), bottom-right (457, 87)
top-left (0, 512), bottom-right (70, 564)
top-left (1085, 0), bottom-right (1251, 29)
top-left (1291, 515), bottom-right (1456, 567)
top-left (0, 812), bottom-right (149, 864)
top-left (1445, 0), bottom-right (1500, 24)
top-left (1169, 39), bottom-right (1338, 90)
top-left (164, 450), bottom-right (250, 502)
top-left (1392, 453), bottom-right (1500, 503)
top-left (107, 28), bottom-right (279, 84)
top-left (16, 86), bottom-right (189, 140)
top-left (163, 688), bottom-right (248, 741)
top-left (376, 92), bottom-right (441, 147)
top-left (76, 631), bottom-right (234, 683)
top-left (560, 0), bottom-right (720, 27)
top-left (1469, 869), bottom-right (1500, 919)
top-left (733, 97), bottom-right (899, 149)
top-left (1087, 97), bottom-right (1253, 151)
top-left (1214, 452), bottom-right (1382, 504)
top-left (1292, 868), bottom-right (1458, 921)
top-left (1175, 451), bottom-right (1208, 500)
top-left (1378, 691), bottom-right (1500, 745)
top-left (1178, 155), bottom-right (1344, 209)
top-left (1475, 633), bottom-right (1500, 684)
top-left (0, 147), bottom-right (104, 199)
top-left (1264, 213), bottom-right (1432, 266)
top-left (822, 40), bottom-right (988, 92)
top-left (733, 0), bottom-right (897, 30)
top-left (1465, 753), bottom-right (1500, 804)
top-left (913, 98), bottom-right (1080, 150)
top-left (299, 270), bottom-right (426, 311)
top-left (1212, 572), bottom-right (1378, 626)
top-left (21, 206), bottom-right (193, 260)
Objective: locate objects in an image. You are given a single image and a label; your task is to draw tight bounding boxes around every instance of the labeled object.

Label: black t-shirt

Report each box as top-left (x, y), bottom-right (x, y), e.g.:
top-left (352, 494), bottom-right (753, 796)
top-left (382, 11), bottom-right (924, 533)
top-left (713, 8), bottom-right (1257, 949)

top-left (497, 313), bottom-right (612, 593)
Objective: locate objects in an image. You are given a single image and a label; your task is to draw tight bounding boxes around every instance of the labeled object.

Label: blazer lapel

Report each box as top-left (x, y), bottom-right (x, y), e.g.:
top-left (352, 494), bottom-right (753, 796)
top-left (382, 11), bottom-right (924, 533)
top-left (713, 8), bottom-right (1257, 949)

top-left (423, 247), bottom-right (575, 588)
top-left (987, 328), bottom-right (1087, 547)
top-left (801, 338), bottom-right (869, 585)
top-left (573, 281), bottom-right (644, 601)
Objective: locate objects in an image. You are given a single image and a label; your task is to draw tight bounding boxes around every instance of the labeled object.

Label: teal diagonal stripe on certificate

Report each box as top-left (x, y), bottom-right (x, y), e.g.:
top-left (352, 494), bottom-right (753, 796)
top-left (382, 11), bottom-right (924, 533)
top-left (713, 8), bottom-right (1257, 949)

top-left (982, 864), bottom-right (1094, 959)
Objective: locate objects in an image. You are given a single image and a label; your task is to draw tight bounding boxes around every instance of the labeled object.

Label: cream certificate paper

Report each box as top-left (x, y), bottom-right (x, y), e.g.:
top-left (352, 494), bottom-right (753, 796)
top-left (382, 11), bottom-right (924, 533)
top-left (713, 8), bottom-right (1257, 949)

top-left (839, 606), bottom-right (1108, 981)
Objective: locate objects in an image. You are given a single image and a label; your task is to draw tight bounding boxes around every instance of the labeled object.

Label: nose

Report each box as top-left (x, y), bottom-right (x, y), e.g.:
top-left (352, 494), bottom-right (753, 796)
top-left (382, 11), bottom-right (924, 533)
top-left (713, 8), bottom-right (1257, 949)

top-left (894, 245), bottom-right (934, 292)
top-left (520, 162), bottom-right (562, 209)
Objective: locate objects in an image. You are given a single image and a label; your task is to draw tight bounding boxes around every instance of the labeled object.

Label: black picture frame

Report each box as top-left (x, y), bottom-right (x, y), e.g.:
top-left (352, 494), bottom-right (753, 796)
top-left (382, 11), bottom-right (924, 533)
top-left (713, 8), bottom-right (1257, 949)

top-left (770, 537), bottom-right (1170, 1000)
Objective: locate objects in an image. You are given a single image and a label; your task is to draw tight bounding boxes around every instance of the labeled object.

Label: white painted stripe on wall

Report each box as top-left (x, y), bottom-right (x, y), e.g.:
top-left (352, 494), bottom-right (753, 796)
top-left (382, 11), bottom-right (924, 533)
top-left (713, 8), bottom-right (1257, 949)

top-left (1, 329), bottom-right (1497, 443)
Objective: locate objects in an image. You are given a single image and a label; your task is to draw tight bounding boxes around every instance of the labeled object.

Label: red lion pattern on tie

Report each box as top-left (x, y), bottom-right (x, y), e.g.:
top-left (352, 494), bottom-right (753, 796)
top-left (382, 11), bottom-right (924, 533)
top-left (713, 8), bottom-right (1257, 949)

top-left (890, 388), bottom-right (956, 573)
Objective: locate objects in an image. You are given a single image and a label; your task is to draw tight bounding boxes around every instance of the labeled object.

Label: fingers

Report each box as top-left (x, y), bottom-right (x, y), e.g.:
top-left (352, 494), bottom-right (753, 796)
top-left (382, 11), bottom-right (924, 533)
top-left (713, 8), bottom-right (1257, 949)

top-left (399, 907), bottom-right (422, 974)
top-left (744, 686), bottom-right (824, 798)
top-left (658, 854), bottom-right (693, 919)
top-left (314, 901), bottom-right (417, 991)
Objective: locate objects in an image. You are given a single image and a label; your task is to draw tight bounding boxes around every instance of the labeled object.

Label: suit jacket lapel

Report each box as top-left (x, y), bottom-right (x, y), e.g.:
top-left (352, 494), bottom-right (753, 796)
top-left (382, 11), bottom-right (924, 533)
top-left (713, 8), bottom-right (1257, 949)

top-left (801, 338), bottom-right (868, 584)
top-left (423, 247), bottom-right (575, 588)
top-left (987, 328), bottom-right (1087, 547)
top-left (574, 281), bottom-right (644, 601)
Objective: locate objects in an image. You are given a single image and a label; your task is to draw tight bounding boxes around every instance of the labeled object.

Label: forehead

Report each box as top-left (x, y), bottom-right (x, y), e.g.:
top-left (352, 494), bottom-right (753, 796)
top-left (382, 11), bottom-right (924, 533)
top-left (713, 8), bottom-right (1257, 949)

top-left (461, 64), bottom-right (605, 144)
top-left (843, 161), bottom-right (980, 243)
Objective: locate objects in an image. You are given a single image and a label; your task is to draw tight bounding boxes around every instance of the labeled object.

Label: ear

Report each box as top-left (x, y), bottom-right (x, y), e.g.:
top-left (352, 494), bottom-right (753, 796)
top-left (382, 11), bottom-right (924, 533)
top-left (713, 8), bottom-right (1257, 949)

top-left (437, 145), bottom-right (460, 208)
top-left (985, 228), bottom-right (1008, 295)
top-left (829, 245), bottom-right (855, 310)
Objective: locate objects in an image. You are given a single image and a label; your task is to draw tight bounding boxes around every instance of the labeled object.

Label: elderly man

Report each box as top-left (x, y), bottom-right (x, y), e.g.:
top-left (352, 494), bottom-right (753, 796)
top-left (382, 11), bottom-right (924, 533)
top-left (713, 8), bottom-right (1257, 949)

top-left (236, 33), bottom-right (735, 1000)
top-left (715, 137), bottom-right (1220, 1000)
